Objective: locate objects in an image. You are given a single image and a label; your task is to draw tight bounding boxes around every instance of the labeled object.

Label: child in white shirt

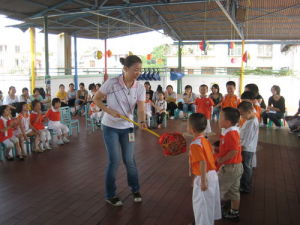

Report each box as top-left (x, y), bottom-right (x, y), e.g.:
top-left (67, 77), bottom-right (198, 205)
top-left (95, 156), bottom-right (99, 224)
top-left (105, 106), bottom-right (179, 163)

top-left (154, 92), bottom-right (167, 129)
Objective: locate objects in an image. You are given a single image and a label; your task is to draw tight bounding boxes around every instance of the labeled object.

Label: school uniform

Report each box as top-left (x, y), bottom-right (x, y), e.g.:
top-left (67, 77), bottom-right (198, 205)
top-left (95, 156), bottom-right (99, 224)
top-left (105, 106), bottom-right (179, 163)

top-left (30, 112), bottom-right (51, 143)
top-left (195, 96), bottom-right (214, 134)
top-left (221, 94), bottom-right (240, 109)
top-left (45, 108), bottom-right (69, 136)
top-left (0, 117), bottom-right (19, 157)
top-left (190, 136), bottom-right (221, 225)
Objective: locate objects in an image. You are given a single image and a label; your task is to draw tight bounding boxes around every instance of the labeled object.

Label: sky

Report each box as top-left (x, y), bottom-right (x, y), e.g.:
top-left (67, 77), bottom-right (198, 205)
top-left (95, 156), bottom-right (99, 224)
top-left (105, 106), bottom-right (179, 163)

top-left (0, 14), bottom-right (173, 56)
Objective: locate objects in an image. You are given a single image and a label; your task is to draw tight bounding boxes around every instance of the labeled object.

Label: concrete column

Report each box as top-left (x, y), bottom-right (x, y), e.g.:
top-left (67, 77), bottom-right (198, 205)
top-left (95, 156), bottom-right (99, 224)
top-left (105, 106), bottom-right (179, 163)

top-left (57, 33), bottom-right (72, 75)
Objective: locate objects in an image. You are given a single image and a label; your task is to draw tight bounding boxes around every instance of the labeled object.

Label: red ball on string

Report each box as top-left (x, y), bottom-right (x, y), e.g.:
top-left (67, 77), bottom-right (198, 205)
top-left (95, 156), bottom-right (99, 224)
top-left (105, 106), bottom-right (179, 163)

top-left (106, 50), bottom-right (112, 58)
top-left (146, 54), bottom-right (153, 60)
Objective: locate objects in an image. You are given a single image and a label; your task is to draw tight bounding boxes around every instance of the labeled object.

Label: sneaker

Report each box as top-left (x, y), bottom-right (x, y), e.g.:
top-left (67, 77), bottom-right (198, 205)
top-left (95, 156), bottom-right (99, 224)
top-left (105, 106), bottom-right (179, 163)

top-left (223, 209), bottom-right (240, 222)
top-left (105, 197), bottom-right (123, 207)
top-left (39, 143), bottom-right (45, 152)
top-left (133, 192), bottom-right (142, 203)
top-left (57, 139), bottom-right (64, 145)
top-left (170, 116), bottom-right (175, 120)
top-left (45, 143), bottom-right (52, 150)
top-left (63, 137), bottom-right (70, 144)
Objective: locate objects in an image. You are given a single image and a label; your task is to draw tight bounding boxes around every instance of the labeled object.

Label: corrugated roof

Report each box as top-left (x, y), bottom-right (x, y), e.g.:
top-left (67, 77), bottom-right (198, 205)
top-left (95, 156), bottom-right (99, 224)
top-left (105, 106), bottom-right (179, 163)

top-left (1, 0), bottom-right (300, 40)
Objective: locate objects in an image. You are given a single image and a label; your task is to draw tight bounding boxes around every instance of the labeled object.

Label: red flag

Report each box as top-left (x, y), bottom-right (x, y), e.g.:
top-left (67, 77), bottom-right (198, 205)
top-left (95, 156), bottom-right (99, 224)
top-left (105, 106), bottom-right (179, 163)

top-left (242, 51), bottom-right (248, 63)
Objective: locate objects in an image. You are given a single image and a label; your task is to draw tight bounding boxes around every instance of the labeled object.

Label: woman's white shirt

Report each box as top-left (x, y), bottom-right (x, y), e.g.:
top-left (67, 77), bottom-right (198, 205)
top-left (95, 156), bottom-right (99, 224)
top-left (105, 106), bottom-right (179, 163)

top-left (99, 75), bottom-right (146, 129)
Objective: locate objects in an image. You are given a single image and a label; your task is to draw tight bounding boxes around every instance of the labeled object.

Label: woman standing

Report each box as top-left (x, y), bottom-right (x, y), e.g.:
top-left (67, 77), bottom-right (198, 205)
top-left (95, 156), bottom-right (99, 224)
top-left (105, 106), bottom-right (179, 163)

top-left (94, 55), bottom-right (146, 207)
top-left (262, 85), bottom-right (285, 128)
top-left (209, 84), bottom-right (223, 121)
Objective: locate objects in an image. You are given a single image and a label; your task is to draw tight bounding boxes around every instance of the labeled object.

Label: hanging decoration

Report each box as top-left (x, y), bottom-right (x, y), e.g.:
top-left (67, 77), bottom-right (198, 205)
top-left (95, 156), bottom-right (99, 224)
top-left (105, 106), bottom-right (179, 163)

top-left (231, 58), bottom-right (237, 64)
top-left (106, 50), bottom-right (112, 58)
top-left (242, 51), bottom-right (248, 63)
top-left (199, 40), bottom-right (208, 51)
top-left (94, 50), bottom-right (103, 60)
top-left (146, 54), bottom-right (153, 61)
top-left (157, 58), bottom-right (163, 64)
top-left (229, 42), bottom-right (235, 49)
top-left (128, 51), bottom-right (133, 56)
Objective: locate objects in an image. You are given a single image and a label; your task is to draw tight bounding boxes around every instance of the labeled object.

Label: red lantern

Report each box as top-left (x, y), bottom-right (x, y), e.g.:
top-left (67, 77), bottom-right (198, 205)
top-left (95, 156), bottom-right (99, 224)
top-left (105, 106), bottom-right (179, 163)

top-left (106, 50), bottom-right (112, 58)
top-left (242, 51), bottom-right (248, 63)
top-left (199, 40), bottom-right (208, 51)
top-left (229, 42), bottom-right (235, 49)
top-left (231, 58), bottom-right (237, 64)
top-left (146, 54), bottom-right (153, 60)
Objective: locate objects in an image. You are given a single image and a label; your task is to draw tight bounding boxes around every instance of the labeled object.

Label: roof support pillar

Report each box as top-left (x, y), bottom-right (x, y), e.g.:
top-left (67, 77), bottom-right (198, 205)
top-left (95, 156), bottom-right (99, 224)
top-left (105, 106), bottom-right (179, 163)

top-left (73, 34), bottom-right (78, 90)
top-left (177, 40), bottom-right (182, 95)
top-left (29, 27), bottom-right (36, 94)
top-left (44, 16), bottom-right (51, 101)
top-left (240, 40), bottom-right (245, 95)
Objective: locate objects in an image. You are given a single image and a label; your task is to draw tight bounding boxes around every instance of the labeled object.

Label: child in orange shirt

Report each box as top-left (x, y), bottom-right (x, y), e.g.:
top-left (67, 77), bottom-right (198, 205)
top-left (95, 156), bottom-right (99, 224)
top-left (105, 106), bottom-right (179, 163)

top-left (221, 81), bottom-right (240, 109)
top-left (45, 98), bottom-right (69, 145)
top-left (0, 105), bottom-right (23, 160)
top-left (194, 85), bottom-right (214, 135)
top-left (30, 100), bottom-right (51, 152)
top-left (239, 91), bottom-right (261, 127)
top-left (188, 113), bottom-right (221, 225)
top-left (216, 107), bottom-right (243, 222)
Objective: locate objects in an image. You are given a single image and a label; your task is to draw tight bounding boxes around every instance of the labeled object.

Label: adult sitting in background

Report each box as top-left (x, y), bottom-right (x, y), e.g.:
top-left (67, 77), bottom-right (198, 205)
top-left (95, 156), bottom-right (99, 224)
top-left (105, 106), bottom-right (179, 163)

top-left (67, 83), bottom-right (76, 108)
top-left (19, 87), bottom-right (31, 105)
top-left (75, 82), bottom-right (88, 115)
top-left (244, 83), bottom-right (266, 110)
top-left (182, 85), bottom-right (196, 120)
top-left (88, 83), bottom-right (97, 102)
top-left (209, 84), bottom-right (223, 121)
top-left (4, 86), bottom-right (19, 105)
top-left (262, 85), bottom-right (285, 129)
top-left (30, 88), bottom-right (46, 111)
top-left (144, 82), bottom-right (154, 100)
top-left (165, 85), bottom-right (177, 119)
top-left (56, 84), bottom-right (68, 107)
top-left (285, 100), bottom-right (300, 135)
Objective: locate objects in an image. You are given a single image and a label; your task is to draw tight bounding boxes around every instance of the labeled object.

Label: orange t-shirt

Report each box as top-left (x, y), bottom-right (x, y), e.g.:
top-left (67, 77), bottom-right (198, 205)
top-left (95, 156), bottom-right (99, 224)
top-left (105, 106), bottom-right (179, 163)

top-left (195, 97), bottom-right (214, 119)
top-left (189, 136), bottom-right (216, 176)
top-left (45, 109), bottom-right (60, 121)
top-left (221, 94), bottom-right (240, 109)
top-left (216, 126), bottom-right (242, 165)
top-left (253, 104), bottom-right (261, 121)
top-left (30, 112), bottom-right (45, 130)
top-left (0, 118), bottom-right (13, 142)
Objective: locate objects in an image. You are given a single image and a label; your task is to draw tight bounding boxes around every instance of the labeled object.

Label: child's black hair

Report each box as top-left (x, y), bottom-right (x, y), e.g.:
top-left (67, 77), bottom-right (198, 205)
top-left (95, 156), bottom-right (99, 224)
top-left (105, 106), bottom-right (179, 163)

top-left (188, 113), bottom-right (207, 133)
top-left (226, 81), bottom-right (236, 88)
top-left (0, 105), bottom-right (9, 117)
top-left (22, 87), bottom-right (28, 93)
top-left (200, 84), bottom-right (208, 89)
top-left (69, 83), bottom-right (74, 87)
top-left (166, 85), bottom-right (173, 90)
top-left (241, 91), bottom-right (255, 100)
top-left (79, 82), bottom-right (85, 87)
top-left (59, 84), bottom-right (65, 88)
top-left (17, 102), bottom-right (28, 114)
top-left (238, 101), bottom-right (253, 112)
top-left (52, 98), bottom-right (61, 107)
top-left (222, 107), bottom-right (240, 125)
top-left (31, 100), bottom-right (40, 109)
top-left (33, 88), bottom-right (40, 94)
top-left (245, 83), bottom-right (259, 96)
top-left (96, 83), bottom-right (101, 88)
top-left (185, 85), bottom-right (192, 91)
top-left (211, 84), bottom-right (220, 93)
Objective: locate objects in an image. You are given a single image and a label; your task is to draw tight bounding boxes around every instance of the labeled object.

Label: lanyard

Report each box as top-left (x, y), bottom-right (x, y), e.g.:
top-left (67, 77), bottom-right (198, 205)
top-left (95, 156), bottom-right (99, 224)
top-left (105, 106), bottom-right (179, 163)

top-left (112, 83), bottom-right (134, 117)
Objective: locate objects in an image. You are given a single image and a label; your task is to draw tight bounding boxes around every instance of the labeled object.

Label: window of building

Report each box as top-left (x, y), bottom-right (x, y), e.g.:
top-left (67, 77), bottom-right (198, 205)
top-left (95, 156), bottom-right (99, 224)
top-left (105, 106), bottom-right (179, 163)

top-left (228, 44), bottom-right (242, 56)
top-left (15, 45), bottom-right (20, 53)
top-left (0, 45), bottom-right (7, 52)
top-left (201, 67), bottom-right (215, 75)
top-left (227, 67), bottom-right (239, 75)
top-left (258, 45), bottom-right (273, 57)
top-left (15, 59), bottom-right (19, 66)
top-left (187, 69), bottom-right (194, 75)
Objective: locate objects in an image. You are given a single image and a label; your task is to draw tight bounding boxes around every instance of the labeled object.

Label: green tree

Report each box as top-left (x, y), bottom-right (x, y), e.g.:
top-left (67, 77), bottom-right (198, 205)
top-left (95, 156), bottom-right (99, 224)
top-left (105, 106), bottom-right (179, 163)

top-left (141, 44), bottom-right (170, 68)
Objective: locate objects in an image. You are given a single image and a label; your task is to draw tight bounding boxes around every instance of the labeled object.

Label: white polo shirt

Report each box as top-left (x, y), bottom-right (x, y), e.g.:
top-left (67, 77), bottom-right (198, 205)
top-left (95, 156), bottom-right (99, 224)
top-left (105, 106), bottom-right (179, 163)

top-left (240, 117), bottom-right (259, 153)
top-left (99, 75), bottom-right (146, 129)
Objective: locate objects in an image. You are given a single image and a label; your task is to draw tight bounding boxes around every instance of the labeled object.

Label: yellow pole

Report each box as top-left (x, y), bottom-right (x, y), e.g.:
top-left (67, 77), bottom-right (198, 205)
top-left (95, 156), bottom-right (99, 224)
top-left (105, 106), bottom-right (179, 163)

top-left (29, 27), bottom-right (36, 94)
top-left (240, 40), bottom-right (245, 95)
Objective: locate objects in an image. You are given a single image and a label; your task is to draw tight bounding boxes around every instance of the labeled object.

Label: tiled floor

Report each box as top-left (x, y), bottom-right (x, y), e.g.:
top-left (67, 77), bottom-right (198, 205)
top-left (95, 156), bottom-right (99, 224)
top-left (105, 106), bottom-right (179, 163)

top-left (0, 119), bottom-right (299, 225)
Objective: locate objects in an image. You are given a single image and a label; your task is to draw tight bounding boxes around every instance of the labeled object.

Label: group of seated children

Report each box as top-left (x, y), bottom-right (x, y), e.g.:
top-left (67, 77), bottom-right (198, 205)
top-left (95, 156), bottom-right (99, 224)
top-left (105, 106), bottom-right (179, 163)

top-left (0, 98), bottom-right (70, 161)
top-left (186, 81), bottom-right (261, 225)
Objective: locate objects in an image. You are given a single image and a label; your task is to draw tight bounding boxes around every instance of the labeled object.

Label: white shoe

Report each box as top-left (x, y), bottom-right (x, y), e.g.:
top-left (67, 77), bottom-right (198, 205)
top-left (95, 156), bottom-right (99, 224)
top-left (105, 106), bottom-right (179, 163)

top-left (170, 116), bottom-right (175, 120)
top-left (63, 137), bottom-right (70, 144)
top-left (39, 143), bottom-right (45, 152)
top-left (57, 139), bottom-right (64, 145)
top-left (45, 143), bottom-right (52, 150)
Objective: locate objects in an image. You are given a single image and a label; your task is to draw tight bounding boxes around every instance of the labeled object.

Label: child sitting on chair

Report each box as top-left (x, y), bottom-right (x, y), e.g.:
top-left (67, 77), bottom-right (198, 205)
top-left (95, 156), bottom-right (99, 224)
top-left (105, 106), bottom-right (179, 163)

top-left (17, 102), bottom-right (41, 155)
top-left (30, 100), bottom-right (51, 152)
top-left (89, 101), bottom-right (103, 127)
top-left (144, 93), bottom-right (153, 128)
top-left (45, 98), bottom-right (69, 145)
top-left (0, 105), bottom-right (24, 160)
top-left (154, 92), bottom-right (167, 129)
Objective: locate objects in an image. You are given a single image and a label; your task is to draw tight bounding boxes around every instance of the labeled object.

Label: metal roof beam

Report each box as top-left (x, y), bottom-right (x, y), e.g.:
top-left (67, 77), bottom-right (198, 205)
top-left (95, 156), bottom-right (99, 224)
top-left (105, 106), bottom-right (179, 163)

top-left (150, 6), bottom-right (181, 40)
top-left (29, 0), bottom-right (73, 19)
top-left (216, 0), bottom-right (244, 39)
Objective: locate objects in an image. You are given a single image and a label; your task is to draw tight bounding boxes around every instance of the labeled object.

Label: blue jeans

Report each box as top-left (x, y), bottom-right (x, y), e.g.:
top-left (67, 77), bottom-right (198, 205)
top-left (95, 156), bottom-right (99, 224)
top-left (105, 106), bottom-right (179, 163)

top-left (102, 125), bottom-right (140, 199)
top-left (240, 151), bottom-right (254, 192)
top-left (183, 103), bottom-right (195, 114)
top-left (212, 107), bottom-right (221, 120)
